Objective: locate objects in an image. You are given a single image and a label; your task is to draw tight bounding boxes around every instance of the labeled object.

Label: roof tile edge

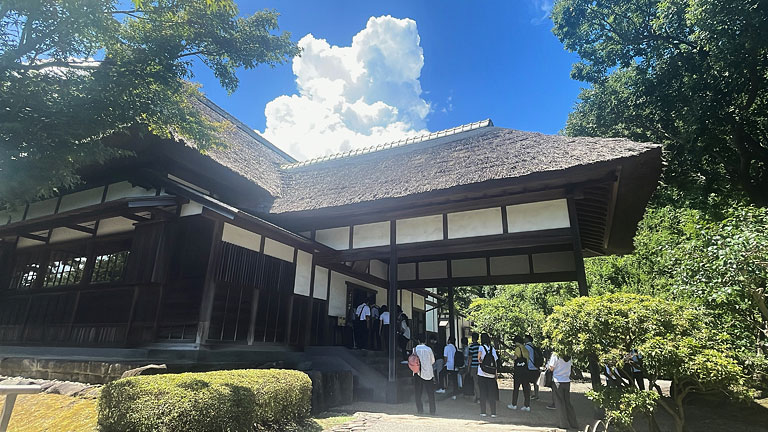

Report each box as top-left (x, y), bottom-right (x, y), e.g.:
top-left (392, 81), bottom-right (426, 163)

top-left (280, 119), bottom-right (494, 169)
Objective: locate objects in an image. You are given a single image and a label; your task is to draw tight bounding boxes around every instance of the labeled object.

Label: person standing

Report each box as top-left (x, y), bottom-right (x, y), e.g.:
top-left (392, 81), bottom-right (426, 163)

top-left (442, 336), bottom-right (460, 399)
top-left (626, 349), bottom-right (645, 390)
top-left (412, 335), bottom-right (437, 415)
top-left (524, 334), bottom-right (541, 400)
top-left (477, 333), bottom-right (499, 418)
top-left (548, 352), bottom-right (579, 430)
top-left (458, 336), bottom-right (469, 392)
top-left (508, 335), bottom-right (532, 412)
top-left (354, 299), bottom-right (371, 349)
top-left (468, 332), bottom-right (481, 402)
top-left (369, 302), bottom-right (380, 350)
top-left (379, 305), bottom-right (390, 352)
top-left (399, 314), bottom-right (411, 360)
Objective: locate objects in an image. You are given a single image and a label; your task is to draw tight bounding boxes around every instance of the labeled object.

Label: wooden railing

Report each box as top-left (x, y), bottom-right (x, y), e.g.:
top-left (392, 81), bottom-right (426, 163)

top-left (0, 385), bottom-right (42, 432)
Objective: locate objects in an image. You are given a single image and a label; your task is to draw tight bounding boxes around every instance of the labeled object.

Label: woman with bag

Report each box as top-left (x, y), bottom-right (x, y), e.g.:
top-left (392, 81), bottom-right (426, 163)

top-left (477, 333), bottom-right (499, 418)
top-left (548, 352), bottom-right (579, 430)
top-left (508, 335), bottom-right (532, 412)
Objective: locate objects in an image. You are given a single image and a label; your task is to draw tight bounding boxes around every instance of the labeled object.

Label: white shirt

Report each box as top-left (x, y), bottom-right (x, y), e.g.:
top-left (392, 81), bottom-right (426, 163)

top-left (548, 354), bottom-right (572, 383)
top-left (400, 321), bottom-right (411, 339)
top-left (413, 344), bottom-right (436, 380)
top-left (380, 311), bottom-right (390, 325)
top-left (355, 304), bottom-right (370, 321)
top-left (477, 345), bottom-right (498, 378)
top-left (444, 344), bottom-right (457, 370)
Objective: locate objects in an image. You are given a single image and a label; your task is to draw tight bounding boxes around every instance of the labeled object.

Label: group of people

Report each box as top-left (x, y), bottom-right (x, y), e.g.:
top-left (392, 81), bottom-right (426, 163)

top-left (351, 298), bottom-right (412, 357)
top-left (407, 331), bottom-right (580, 430)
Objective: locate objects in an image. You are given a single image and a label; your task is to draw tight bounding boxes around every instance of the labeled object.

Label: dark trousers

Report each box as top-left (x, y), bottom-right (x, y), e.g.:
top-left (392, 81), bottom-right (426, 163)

top-left (447, 370), bottom-right (460, 396)
top-left (399, 335), bottom-right (409, 359)
top-left (414, 375), bottom-right (436, 414)
top-left (631, 370), bottom-right (645, 390)
top-left (513, 369), bottom-right (531, 407)
top-left (553, 381), bottom-right (578, 429)
top-left (369, 319), bottom-right (379, 350)
top-left (478, 376), bottom-right (497, 415)
top-left (354, 321), bottom-right (368, 349)
top-left (381, 324), bottom-right (390, 352)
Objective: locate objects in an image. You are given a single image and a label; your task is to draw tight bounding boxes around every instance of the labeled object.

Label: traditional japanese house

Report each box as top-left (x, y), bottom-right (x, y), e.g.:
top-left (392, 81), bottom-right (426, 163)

top-left (0, 96), bottom-right (661, 400)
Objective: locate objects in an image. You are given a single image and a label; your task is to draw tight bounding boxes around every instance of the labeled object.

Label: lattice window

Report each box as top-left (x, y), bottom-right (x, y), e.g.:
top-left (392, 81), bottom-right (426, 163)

top-left (44, 251), bottom-right (87, 288)
top-left (10, 261), bottom-right (40, 290)
top-left (91, 250), bottom-right (129, 283)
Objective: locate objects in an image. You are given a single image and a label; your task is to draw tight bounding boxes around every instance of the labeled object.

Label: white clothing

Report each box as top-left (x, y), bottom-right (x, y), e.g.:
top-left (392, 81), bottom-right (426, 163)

top-left (400, 320), bottom-right (411, 339)
top-left (413, 344), bottom-right (436, 380)
top-left (477, 345), bottom-right (498, 378)
top-left (380, 311), bottom-right (390, 325)
top-left (548, 354), bottom-right (572, 383)
top-left (355, 304), bottom-right (370, 321)
top-left (444, 344), bottom-right (457, 370)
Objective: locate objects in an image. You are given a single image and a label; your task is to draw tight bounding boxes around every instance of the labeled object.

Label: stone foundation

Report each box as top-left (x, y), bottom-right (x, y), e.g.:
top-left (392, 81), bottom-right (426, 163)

top-left (0, 357), bottom-right (142, 384)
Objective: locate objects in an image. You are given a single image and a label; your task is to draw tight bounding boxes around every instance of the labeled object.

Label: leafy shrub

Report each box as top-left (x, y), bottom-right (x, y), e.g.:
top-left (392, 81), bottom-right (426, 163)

top-left (98, 369), bottom-right (312, 432)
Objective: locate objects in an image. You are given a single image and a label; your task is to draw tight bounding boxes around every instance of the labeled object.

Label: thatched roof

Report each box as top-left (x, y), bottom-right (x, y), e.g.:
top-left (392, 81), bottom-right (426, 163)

top-left (266, 123), bottom-right (660, 214)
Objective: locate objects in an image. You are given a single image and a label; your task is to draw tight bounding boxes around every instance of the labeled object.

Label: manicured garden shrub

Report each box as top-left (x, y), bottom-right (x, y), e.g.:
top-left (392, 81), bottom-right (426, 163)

top-left (98, 369), bottom-right (312, 432)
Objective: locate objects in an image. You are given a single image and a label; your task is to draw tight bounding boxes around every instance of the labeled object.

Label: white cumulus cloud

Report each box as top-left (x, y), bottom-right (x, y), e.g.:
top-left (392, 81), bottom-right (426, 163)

top-left (261, 16), bottom-right (431, 161)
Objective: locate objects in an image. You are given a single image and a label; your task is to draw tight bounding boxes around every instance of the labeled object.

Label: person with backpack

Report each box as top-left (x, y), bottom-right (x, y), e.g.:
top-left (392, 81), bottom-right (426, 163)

top-left (369, 302), bottom-right (380, 350)
top-left (410, 335), bottom-right (436, 415)
top-left (398, 313), bottom-right (411, 360)
top-left (508, 335), bottom-right (532, 412)
top-left (548, 352), bottom-right (579, 430)
top-left (441, 336), bottom-right (461, 399)
top-left (524, 334), bottom-right (544, 400)
top-left (477, 333), bottom-right (499, 417)
top-left (379, 305), bottom-right (390, 353)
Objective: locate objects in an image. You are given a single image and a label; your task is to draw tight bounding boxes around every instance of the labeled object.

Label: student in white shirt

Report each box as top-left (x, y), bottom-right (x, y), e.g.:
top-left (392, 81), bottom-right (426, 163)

top-left (398, 314), bottom-right (411, 360)
top-left (441, 336), bottom-right (460, 399)
top-left (477, 333), bottom-right (499, 417)
top-left (412, 335), bottom-right (436, 415)
top-left (354, 299), bottom-right (371, 349)
top-left (548, 353), bottom-right (578, 430)
top-left (379, 305), bottom-right (390, 352)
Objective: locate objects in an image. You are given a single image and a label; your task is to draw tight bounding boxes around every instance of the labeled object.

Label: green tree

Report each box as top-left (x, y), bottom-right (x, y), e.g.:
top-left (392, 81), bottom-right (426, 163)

top-left (544, 293), bottom-right (751, 432)
top-left (0, 0), bottom-right (298, 204)
top-left (552, 0), bottom-right (768, 206)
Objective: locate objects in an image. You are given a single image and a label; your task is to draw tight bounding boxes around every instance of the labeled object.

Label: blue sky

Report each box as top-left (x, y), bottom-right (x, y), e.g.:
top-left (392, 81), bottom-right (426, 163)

top-left (191, 0), bottom-right (584, 160)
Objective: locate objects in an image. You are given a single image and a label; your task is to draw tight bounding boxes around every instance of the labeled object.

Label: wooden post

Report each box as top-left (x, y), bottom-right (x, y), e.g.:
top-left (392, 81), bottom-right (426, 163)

top-left (195, 220), bottom-right (224, 345)
top-left (448, 285), bottom-right (456, 341)
top-left (303, 252), bottom-right (317, 347)
top-left (567, 196), bottom-right (602, 389)
top-left (386, 221), bottom-right (399, 403)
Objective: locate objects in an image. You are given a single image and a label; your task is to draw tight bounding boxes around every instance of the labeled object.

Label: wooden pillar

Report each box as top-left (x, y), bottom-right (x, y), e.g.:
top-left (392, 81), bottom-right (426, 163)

top-left (448, 285), bottom-right (456, 341)
top-left (195, 220), bottom-right (224, 345)
top-left (386, 221), bottom-right (399, 403)
top-left (568, 196), bottom-right (602, 389)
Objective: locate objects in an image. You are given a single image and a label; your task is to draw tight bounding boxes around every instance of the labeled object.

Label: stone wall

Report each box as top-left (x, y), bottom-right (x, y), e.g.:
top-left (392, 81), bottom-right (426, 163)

top-left (0, 357), bottom-right (141, 384)
top-left (306, 370), bottom-right (354, 413)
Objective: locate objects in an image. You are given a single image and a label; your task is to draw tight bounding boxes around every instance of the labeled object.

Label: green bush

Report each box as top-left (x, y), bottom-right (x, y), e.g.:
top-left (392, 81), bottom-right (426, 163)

top-left (98, 369), bottom-right (312, 432)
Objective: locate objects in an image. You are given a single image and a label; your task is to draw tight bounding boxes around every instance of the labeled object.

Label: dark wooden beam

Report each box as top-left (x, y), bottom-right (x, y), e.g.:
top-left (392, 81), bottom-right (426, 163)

top-left (18, 233), bottom-right (48, 243)
top-left (386, 220), bottom-right (398, 403)
top-left (397, 271), bottom-right (578, 289)
top-left (396, 243), bottom-right (573, 264)
top-left (65, 224), bottom-right (97, 235)
top-left (195, 220), bottom-right (224, 344)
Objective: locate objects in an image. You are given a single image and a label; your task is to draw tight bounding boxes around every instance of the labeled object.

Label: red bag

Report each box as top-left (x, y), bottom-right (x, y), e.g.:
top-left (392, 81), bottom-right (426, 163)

top-left (408, 353), bottom-right (421, 374)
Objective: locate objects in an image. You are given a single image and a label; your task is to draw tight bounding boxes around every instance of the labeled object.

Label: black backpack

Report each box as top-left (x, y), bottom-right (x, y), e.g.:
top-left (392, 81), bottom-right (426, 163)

top-left (528, 343), bottom-right (545, 368)
top-left (454, 347), bottom-right (465, 368)
top-left (480, 345), bottom-right (497, 375)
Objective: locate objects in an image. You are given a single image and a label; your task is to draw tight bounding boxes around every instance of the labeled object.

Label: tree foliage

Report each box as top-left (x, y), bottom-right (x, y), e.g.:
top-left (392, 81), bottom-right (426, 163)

top-left (0, 0), bottom-right (299, 204)
top-left (552, 0), bottom-right (768, 206)
top-left (544, 293), bottom-right (751, 432)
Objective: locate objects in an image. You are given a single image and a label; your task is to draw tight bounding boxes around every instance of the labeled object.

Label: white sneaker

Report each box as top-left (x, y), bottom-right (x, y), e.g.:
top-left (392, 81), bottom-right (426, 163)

top-left (507, 404), bottom-right (517, 410)
top-left (491, 414), bottom-right (497, 418)
top-left (435, 389), bottom-right (446, 394)
top-left (480, 413), bottom-right (487, 417)
top-left (451, 396), bottom-right (457, 400)
top-left (521, 406), bottom-right (531, 412)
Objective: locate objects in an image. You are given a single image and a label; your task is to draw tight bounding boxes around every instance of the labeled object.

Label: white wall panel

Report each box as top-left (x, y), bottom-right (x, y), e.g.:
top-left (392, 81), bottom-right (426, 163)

top-left (532, 251), bottom-right (576, 273)
top-left (25, 198), bottom-right (58, 220)
top-left (490, 255), bottom-right (530, 275)
top-left (396, 215), bottom-right (443, 244)
top-left (427, 308), bottom-right (436, 332)
top-left (105, 182), bottom-right (156, 201)
top-left (447, 207), bottom-right (503, 239)
top-left (316, 226), bottom-right (350, 250)
top-left (401, 290), bottom-right (413, 318)
top-left (506, 199), bottom-right (570, 233)
top-left (180, 202), bottom-right (204, 217)
top-left (293, 250), bottom-right (313, 296)
top-left (313, 266), bottom-right (329, 300)
top-left (353, 221), bottom-right (390, 248)
top-left (58, 187), bottom-right (104, 213)
top-left (17, 236), bottom-right (44, 248)
top-left (263, 238), bottom-right (295, 262)
top-left (97, 217), bottom-right (135, 236)
top-left (50, 227), bottom-right (91, 243)
top-left (222, 223), bottom-right (262, 252)
top-left (397, 263), bottom-right (416, 281)
top-left (413, 293), bottom-right (425, 310)
top-left (369, 260), bottom-right (388, 280)
top-left (328, 271), bottom-right (347, 317)
top-left (418, 260), bottom-right (447, 279)
top-left (451, 258), bottom-right (487, 278)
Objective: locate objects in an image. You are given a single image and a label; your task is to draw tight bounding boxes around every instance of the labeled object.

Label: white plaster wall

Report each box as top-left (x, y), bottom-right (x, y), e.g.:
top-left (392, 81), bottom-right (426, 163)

top-left (353, 221), bottom-right (390, 248)
top-left (8, 207), bottom-right (24, 224)
top-left (263, 238), bottom-right (295, 262)
top-left (328, 271), bottom-right (347, 317)
top-left (25, 198), bottom-right (58, 220)
top-left (419, 260), bottom-right (447, 279)
top-left (396, 215), bottom-right (443, 244)
top-left (222, 223), bottom-right (262, 252)
top-left (17, 237), bottom-right (45, 248)
top-left (369, 260), bottom-right (388, 280)
top-left (313, 266), bottom-right (329, 300)
top-left (316, 226), bottom-right (350, 250)
top-left (373, 287), bottom-right (388, 306)
top-left (447, 207), bottom-right (503, 239)
top-left (413, 293), bottom-right (425, 310)
top-left (58, 187), bottom-right (104, 213)
top-left (105, 182), bottom-right (156, 201)
top-left (50, 227), bottom-right (91, 243)
top-left (293, 250), bottom-right (313, 296)
top-left (397, 263), bottom-right (416, 281)
top-left (97, 217), bottom-right (135, 236)
top-left (490, 255), bottom-right (530, 275)
top-left (426, 307), bottom-right (436, 332)
top-left (451, 258), bottom-right (487, 278)
top-left (180, 202), bottom-right (204, 217)
top-left (506, 199), bottom-right (570, 233)
top-left (532, 251), bottom-right (576, 273)
top-left (401, 290), bottom-right (413, 318)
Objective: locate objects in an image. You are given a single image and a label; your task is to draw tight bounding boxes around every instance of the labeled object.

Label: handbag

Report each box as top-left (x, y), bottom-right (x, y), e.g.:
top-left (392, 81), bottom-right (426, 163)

top-left (544, 369), bottom-right (553, 387)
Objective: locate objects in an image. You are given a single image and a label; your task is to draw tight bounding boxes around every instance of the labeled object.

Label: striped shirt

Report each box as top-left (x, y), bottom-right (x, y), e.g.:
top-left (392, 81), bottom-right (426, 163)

top-left (468, 342), bottom-right (480, 367)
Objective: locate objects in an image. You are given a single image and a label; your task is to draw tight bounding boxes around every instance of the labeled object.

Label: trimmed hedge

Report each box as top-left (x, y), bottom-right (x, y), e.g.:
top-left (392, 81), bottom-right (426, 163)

top-left (98, 369), bottom-right (312, 432)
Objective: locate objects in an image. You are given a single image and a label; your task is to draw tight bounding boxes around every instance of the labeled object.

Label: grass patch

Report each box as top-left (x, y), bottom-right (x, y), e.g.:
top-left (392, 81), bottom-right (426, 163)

top-left (7, 393), bottom-right (97, 432)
